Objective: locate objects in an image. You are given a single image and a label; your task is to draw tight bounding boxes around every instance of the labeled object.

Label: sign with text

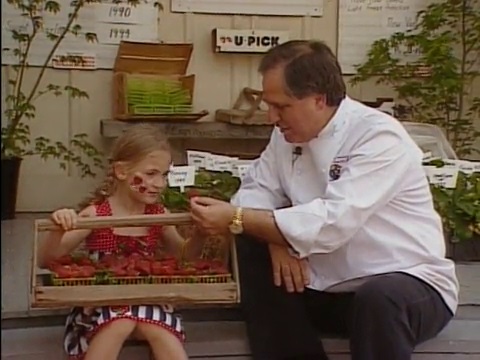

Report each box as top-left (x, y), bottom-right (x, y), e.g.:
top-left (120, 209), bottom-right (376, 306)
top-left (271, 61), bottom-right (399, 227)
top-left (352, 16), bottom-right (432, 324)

top-left (187, 150), bottom-right (209, 170)
top-left (235, 164), bottom-right (252, 179)
top-left (168, 165), bottom-right (196, 192)
top-left (1, 0), bottom-right (159, 69)
top-left (338, 0), bottom-right (432, 74)
top-left (424, 166), bottom-right (459, 189)
top-left (51, 52), bottom-right (96, 70)
top-left (185, 149), bottom-right (256, 178)
top-left (213, 28), bottom-right (289, 53)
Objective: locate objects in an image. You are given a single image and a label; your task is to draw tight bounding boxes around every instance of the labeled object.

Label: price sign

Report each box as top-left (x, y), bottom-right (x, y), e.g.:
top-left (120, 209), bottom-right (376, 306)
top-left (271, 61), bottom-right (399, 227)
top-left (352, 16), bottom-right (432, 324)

top-left (168, 165), bottom-right (196, 192)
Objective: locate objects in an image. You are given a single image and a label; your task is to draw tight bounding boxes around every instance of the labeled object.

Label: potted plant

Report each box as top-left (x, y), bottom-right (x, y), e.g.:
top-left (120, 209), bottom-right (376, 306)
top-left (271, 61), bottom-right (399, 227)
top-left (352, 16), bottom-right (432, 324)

top-left (425, 160), bottom-right (480, 261)
top-left (350, 0), bottom-right (480, 158)
top-left (350, 0), bottom-right (480, 259)
top-left (161, 170), bottom-right (241, 261)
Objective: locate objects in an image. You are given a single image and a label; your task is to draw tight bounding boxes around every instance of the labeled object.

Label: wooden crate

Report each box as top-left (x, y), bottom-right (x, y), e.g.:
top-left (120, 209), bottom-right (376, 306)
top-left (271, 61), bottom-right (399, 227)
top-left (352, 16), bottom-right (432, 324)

top-left (111, 41), bottom-right (209, 122)
top-left (30, 213), bottom-right (240, 308)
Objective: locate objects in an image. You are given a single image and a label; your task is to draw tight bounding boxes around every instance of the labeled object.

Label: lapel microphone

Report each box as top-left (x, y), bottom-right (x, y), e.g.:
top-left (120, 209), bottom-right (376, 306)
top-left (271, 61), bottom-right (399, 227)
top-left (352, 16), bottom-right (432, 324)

top-left (292, 146), bottom-right (303, 167)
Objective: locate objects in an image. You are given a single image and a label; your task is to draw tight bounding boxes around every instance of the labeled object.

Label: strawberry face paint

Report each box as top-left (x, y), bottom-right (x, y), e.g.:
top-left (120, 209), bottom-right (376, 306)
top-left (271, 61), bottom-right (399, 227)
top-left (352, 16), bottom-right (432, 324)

top-left (130, 174), bottom-right (148, 194)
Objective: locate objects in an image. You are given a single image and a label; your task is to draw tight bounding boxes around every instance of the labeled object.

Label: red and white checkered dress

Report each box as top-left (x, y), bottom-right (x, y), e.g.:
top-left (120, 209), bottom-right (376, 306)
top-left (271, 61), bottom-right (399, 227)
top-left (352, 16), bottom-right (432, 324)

top-left (64, 200), bottom-right (185, 359)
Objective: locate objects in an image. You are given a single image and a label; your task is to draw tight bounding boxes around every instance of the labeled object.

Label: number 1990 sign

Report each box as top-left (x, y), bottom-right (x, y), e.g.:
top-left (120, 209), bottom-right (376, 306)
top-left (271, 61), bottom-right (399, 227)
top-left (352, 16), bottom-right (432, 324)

top-left (108, 5), bottom-right (132, 18)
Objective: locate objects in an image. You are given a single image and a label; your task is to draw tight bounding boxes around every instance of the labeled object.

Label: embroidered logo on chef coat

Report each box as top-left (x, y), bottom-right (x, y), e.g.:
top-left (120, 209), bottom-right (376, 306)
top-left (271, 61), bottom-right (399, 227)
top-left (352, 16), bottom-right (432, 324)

top-left (329, 163), bottom-right (342, 181)
top-left (329, 155), bottom-right (349, 181)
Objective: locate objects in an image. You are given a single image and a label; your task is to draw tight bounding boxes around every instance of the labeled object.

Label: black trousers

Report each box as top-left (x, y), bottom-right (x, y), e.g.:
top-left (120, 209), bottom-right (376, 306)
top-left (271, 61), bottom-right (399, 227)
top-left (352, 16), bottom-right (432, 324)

top-left (236, 236), bottom-right (454, 360)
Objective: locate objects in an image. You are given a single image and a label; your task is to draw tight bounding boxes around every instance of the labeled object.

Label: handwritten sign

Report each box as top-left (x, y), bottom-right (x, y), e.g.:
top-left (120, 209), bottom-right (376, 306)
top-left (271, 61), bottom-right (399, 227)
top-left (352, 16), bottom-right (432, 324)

top-left (213, 28), bottom-right (289, 53)
top-left (235, 164), bottom-right (252, 179)
top-left (168, 165), bottom-right (196, 192)
top-left (187, 150), bottom-right (210, 170)
top-left (338, 0), bottom-right (431, 74)
top-left (1, 0), bottom-right (159, 69)
top-left (446, 160), bottom-right (480, 175)
top-left (425, 166), bottom-right (459, 189)
top-left (185, 149), bottom-right (256, 179)
top-left (52, 52), bottom-right (96, 70)
top-left (95, 3), bottom-right (145, 24)
top-left (214, 155), bottom-right (238, 172)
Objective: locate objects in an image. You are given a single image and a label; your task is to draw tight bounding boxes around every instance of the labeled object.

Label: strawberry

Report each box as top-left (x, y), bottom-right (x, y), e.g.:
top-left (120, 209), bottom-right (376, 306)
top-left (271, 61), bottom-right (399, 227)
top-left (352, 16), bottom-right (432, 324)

top-left (193, 260), bottom-right (211, 271)
top-left (135, 259), bottom-right (151, 275)
top-left (56, 255), bottom-right (74, 265)
top-left (78, 265), bottom-right (96, 278)
top-left (151, 261), bottom-right (165, 276)
top-left (186, 189), bottom-right (200, 199)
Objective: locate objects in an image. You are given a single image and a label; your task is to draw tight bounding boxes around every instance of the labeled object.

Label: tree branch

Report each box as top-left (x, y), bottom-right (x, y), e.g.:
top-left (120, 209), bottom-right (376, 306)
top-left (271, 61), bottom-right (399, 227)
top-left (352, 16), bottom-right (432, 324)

top-left (11, 0), bottom-right (84, 130)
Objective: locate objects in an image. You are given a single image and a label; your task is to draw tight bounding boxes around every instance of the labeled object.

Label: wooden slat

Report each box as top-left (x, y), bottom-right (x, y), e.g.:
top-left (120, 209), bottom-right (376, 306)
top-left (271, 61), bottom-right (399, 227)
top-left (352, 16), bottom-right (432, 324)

top-left (100, 119), bottom-right (274, 139)
top-left (183, 320), bottom-right (480, 356)
top-left (32, 283), bottom-right (239, 308)
top-left (35, 213), bottom-right (192, 231)
top-left (3, 320), bottom-right (480, 359)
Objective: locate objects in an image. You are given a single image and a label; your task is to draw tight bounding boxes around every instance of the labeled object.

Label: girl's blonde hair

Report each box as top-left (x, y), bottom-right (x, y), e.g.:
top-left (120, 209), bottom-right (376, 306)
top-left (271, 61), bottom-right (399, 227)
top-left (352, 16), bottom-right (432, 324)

top-left (78, 124), bottom-right (171, 209)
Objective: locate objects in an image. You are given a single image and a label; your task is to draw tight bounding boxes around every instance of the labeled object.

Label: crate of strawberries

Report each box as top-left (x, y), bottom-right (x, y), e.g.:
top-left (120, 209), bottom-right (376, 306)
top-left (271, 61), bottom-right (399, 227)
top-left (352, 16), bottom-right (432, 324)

top-left (31, 212), bottom-right (240, 308)
top-left (31, 171), bottom-right (242, 308)
top-left (46, 252), bottom-right (231, 287)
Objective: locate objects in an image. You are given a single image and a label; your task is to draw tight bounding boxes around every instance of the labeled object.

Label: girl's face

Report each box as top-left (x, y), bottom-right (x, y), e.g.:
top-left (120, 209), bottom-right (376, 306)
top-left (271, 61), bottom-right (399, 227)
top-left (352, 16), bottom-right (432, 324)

top-left (117, 150), bottom-right (171, 204)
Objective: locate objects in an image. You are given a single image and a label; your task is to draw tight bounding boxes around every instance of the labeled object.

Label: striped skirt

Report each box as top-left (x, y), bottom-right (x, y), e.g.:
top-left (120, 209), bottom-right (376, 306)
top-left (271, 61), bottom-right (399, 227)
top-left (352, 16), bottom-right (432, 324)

top-left (64, 305), bottom-right (185, 359)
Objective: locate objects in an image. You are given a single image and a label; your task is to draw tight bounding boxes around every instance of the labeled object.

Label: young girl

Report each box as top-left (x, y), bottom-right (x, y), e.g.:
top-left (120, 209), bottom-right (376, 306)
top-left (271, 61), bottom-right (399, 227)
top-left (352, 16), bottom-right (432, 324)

top-left (38, 124), bottom-right (202, 360)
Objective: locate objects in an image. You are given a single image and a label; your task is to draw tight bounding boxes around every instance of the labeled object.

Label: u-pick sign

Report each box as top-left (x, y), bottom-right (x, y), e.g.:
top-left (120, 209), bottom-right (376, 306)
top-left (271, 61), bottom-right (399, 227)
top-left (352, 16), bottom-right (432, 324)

top-left (168, 165), bottom-right (196, 191)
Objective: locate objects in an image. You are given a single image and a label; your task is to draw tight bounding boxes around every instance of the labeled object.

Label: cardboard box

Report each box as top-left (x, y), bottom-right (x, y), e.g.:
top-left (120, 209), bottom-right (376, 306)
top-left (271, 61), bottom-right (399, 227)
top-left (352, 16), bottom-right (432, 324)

top-left (112, 41), bottom-right (208, 121)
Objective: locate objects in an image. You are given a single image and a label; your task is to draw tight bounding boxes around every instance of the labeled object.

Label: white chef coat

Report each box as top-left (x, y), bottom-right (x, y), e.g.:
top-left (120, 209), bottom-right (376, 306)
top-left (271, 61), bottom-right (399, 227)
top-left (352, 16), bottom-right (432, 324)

top-left (231, 96), bottom-right (459, 314)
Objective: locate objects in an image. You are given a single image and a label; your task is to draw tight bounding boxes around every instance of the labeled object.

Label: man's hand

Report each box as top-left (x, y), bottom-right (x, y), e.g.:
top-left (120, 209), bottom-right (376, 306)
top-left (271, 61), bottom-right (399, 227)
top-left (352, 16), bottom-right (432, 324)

top-left (190, 196), bottom-right (236, 235)
top-left (269, 244), bottom-right (310, 293)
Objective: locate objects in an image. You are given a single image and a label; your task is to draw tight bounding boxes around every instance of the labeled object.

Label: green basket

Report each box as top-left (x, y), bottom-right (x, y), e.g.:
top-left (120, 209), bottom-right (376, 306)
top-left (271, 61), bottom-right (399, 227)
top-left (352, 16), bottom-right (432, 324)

top-left (126, 77), bottom-right (192, 112)
top-left (131, 104), bottom-right (193, 115)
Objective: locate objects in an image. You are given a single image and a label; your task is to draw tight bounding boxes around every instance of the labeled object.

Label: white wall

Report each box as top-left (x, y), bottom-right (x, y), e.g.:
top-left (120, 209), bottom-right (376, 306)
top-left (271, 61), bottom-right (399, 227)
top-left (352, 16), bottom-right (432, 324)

top-left (2, 0), bottom-right (479, 211)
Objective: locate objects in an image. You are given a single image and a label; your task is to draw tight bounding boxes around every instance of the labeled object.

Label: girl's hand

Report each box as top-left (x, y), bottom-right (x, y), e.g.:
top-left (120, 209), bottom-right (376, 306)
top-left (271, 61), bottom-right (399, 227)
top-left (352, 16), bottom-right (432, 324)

top-left (51, 208), bottom-right (79, 231)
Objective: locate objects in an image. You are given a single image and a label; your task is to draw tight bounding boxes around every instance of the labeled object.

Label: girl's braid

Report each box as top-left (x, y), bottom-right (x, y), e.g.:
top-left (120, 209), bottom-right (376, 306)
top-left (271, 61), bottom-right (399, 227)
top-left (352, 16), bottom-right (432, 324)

top-left (77, 161), bottom-right (116, 210)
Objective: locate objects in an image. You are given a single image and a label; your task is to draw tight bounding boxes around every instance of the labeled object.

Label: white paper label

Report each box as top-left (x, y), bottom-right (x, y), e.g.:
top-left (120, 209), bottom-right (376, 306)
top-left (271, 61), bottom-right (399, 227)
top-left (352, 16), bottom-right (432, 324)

top-left (456, 160), bottom-right (479, 174)
top-left (213, 155), bottom-right (236, 172)
top-left (205, 153), bottom-right (216, 171)
top-left (168, 165), bottom-right (196, 191)
top-left (425, 166), bottom-right (459, 189)
top-left (187, 150), bottom-right (210, 170)
top-left (236, 164), bottom-right (251, 179)
top-left (232, 159), bottom-right (254, 178)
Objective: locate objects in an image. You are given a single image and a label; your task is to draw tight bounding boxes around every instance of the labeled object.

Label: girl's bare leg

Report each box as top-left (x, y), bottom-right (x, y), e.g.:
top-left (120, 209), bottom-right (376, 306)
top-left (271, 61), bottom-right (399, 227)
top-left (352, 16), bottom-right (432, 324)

top-left (136, 322), bottom-right (188, 360)
top-left (84, 318), bottom-right (136, 360)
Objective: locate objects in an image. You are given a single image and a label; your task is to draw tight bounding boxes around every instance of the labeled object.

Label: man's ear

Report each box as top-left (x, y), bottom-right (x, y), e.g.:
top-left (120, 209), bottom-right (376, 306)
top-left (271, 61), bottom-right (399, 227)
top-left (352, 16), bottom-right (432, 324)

top-left (113, 161), bottom-right (128, 180)
top-left (313, 94), bottom-right (327, 110)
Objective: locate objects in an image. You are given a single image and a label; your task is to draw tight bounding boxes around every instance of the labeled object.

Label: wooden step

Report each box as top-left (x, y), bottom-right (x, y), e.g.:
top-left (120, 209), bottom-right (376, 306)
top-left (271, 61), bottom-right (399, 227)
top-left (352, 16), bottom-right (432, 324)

top-left (2, 319), bottom-right (479, 359)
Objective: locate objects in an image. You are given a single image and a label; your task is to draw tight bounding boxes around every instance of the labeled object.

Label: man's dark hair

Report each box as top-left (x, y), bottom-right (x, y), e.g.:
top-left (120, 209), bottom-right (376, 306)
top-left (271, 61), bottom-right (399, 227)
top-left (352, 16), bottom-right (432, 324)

top-left (259, 40), bottom-right (346, 106)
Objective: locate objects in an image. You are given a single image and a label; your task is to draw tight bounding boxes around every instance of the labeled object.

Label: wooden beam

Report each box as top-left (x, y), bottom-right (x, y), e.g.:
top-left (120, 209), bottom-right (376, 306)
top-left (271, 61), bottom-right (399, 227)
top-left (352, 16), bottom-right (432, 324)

top-left (32, 283), bottom-right (239, 308)
top-left (35, 213), bottom-right (193, 231)
top-left (100, 119), bottom-right (274, 140)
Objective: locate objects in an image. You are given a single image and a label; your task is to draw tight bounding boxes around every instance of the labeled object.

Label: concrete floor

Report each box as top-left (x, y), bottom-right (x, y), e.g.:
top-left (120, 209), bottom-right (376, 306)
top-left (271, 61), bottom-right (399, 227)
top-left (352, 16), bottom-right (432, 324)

top-left (2, 214), bottom-right (480, 360)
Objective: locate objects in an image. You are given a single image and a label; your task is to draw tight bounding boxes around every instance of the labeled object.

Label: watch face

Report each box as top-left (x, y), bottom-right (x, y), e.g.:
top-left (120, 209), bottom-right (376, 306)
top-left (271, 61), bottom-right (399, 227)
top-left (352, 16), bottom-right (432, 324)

top-left (229, 223), bottom-right (243, 235)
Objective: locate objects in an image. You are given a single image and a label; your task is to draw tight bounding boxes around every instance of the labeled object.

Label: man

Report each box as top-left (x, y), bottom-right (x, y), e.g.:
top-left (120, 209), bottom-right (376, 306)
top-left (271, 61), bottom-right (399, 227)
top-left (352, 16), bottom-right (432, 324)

top-left (190, 40), bottom-right (458, 360)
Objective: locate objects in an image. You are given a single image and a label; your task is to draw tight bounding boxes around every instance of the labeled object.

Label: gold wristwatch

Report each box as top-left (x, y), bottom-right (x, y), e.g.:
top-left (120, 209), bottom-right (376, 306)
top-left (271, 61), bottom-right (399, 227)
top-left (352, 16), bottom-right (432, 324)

top-left (228, 207), bottom-right (244, 235)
